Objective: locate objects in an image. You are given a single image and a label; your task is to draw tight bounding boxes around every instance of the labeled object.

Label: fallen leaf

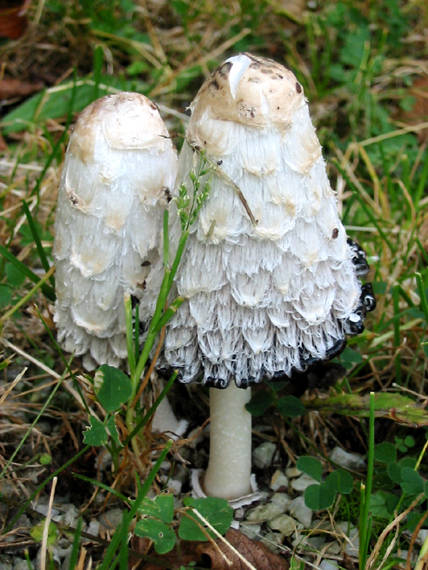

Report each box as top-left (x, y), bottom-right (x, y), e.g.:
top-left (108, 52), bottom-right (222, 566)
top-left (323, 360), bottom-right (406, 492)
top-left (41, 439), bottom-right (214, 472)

top-left (0, 78), bottom-right (44, 100)
top-left (129, 528), bottom-right (290, 569)
top-left (195, 528), bottom-right (290, 569)
top-left (399, 76), bottom-right (428, 142)
top-left (0, 131), bottom-right (6, 151)
top-left (0, 1), bottom-right (31, 40)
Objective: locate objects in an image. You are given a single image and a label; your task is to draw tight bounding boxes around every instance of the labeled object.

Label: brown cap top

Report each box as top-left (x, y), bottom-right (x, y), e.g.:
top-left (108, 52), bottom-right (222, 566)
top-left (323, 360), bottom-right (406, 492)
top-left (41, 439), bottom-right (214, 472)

top-left (69, 92), bottom-right (171, 163)
top-left (189, 53), bottom-right (306, 133)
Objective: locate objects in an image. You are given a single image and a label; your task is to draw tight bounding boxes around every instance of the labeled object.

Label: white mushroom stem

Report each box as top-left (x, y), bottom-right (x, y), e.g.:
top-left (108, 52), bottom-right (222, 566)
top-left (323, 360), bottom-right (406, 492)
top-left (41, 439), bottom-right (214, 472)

top-left (203, 383), bottom-right (252, 500)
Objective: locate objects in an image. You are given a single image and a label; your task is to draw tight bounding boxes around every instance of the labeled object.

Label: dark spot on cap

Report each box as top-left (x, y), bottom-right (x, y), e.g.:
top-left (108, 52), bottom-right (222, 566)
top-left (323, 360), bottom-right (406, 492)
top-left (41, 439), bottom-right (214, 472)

top-left (217, 160), bottom-right (223, 165)
top-left (163, 187), bottom-right (172, 202)
top-left (184, 107), bottom-right (192, 116)
top-left (218, 62), bottom-right (232, 77)
top-left (296, 82), bottom-right (302, 93)
top-left (332, 228), bottom-right (339, 239)
top-left (141, 260), bottom-right (151, 267)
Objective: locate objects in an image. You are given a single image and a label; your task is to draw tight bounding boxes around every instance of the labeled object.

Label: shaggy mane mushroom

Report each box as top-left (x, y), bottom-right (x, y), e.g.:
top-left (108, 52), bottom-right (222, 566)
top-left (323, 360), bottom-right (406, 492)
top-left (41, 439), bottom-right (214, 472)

top-left (54, 92), bottom-right (177, 370)
top-left (53, 92), bottom-right (188, 436)
top-left (163, 53), bottom-right (375, 501)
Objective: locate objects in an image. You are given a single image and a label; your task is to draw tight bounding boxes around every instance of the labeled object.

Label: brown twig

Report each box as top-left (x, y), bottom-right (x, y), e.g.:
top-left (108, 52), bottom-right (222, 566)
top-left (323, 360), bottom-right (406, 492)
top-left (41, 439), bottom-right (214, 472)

top-left (407, 509), bottom-right (428, 570)
top-left (366, 493), bottom-right (425, 569)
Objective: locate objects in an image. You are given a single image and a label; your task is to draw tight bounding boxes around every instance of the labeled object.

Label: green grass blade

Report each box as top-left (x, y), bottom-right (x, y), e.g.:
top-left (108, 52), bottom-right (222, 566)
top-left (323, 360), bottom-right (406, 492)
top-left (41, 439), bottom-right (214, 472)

top-left (73, 473), bottom-right (130, 503)
top-left (163, 209), bottom-right (169, 267)
top-left (21, 200), bottom-right (54, 288)
top-left (98, 440), bottom-right (173, 569)
top-left (359, 391), bottom-right (375, 568)
top-left (124, 371), bottom-right (177, 446)
top-left (415, 272), bottom-right (428, 322)
top-left (334, 161), bottom-right (395, 252)
top-left (0, 265), bottom-right (55, 325)
top-left (0, 243), bottom-right (55, 301)
top-left (68, 516), bottom-right (83, 570)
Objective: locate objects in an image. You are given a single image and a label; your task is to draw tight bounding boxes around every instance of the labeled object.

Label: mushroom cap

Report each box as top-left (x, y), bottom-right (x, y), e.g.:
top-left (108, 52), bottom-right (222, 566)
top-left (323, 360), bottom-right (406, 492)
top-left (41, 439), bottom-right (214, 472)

top-left (54, 92), bottom-right (177, 369)
top-left (163, 54), bottom-right (375, 388)
top-left (190, 52), bottom-right (305, 132)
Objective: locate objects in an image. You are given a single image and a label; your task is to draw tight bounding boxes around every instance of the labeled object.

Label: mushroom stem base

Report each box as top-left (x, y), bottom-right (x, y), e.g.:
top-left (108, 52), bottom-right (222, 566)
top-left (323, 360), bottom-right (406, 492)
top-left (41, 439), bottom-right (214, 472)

top-left (203, 382), bottom-right (252, 500)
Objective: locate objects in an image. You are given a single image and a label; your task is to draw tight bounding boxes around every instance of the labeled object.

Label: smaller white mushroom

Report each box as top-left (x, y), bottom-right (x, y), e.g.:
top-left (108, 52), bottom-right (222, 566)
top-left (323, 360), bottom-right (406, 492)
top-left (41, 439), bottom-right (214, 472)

top-left (54, 92), bottom-right (177, 370)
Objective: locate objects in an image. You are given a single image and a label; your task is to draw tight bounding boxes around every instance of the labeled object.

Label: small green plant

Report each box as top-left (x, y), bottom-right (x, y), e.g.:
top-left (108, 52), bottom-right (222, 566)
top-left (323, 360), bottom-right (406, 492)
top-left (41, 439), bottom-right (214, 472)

top-left (134, 495), bottom-right (233, 554)
top-left (246, 381), bottom-right (306, 419)
top-left (370, 437), bottom-right (428, 524)
top-left (297, 456), bottom-right (354, 511)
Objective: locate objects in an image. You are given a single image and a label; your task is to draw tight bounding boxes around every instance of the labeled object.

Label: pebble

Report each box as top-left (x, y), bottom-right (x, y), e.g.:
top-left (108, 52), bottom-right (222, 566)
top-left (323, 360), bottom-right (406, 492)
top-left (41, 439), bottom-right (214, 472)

top-left (162, 476), bottom-right (182, 495)
top-left (253, 442), bottom-right (277, 469)
top-left (231, 509), bottom-right (244, 523)
top-left (239, 522), bottom-right (262, 540)
top-left (319, 561), bottom-right (340, 570)
top-left (271, 492), bottom-right (291, 509)
top-left (246, 502), bottom-right (283, 523)
top-left (418, 528), bottom-right (428, 544)
top-left (330, 446), bottom-right (365, 470)
top-left (99, 508), bottom-right (124, 534)
top-left (288, 496), bottom-right (313, 527)
top-left (336, 522), bottom-right (359, 556)
top-left (60, 504), bottom-right (79, 527)
top-left (86, 519), bottom-right (100, 537)
top-left (304, 535), bottom-right (327, 550)
top-left (13, 560), bottom-right (28, 570)
top-left (291, 473), bottom-right (319, 492)
top-left (0, 480), bottom-right (15, 499)
top-left (260, 530), bottom-right (283, 553)
top-left (286, 466), bottom-right (302, 478)
top-left (268, 514), bottom-right (298, 537)
top-left (270, 469), bottom-right (288, 491)
top-left (325, 541), bottom-right (341, 554)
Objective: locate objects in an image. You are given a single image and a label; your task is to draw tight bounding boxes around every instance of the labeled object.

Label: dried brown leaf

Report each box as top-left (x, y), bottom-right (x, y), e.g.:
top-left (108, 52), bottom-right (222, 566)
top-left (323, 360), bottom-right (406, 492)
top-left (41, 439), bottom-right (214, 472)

top-left (0, 131), bottom-right (6, 151)
top-left (129, 528), bottom-right (289, 569)
top-left (0, 1), bottom-right (31, 40)
top-left (0, 78), bottom-right (43, 100)
top-left (400, 77), bottom-right (428, 142)
top-left (194, 528), bottom-right (289, 569)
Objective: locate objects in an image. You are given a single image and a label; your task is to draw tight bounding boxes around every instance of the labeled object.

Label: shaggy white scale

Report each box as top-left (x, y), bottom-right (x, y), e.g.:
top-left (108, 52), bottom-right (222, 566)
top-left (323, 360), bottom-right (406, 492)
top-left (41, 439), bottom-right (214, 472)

top-left (54, 92), bottom-right (177, 370)
top-left (163, 53), bottom-right (375, 388)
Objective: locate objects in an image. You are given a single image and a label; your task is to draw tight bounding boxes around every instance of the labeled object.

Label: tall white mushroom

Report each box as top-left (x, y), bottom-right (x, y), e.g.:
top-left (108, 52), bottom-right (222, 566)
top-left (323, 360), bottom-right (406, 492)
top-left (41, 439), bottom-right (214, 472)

top-left (54, 92), bottom-right (177, 371)
top-left (163, 53), bottom-right (375, 500)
